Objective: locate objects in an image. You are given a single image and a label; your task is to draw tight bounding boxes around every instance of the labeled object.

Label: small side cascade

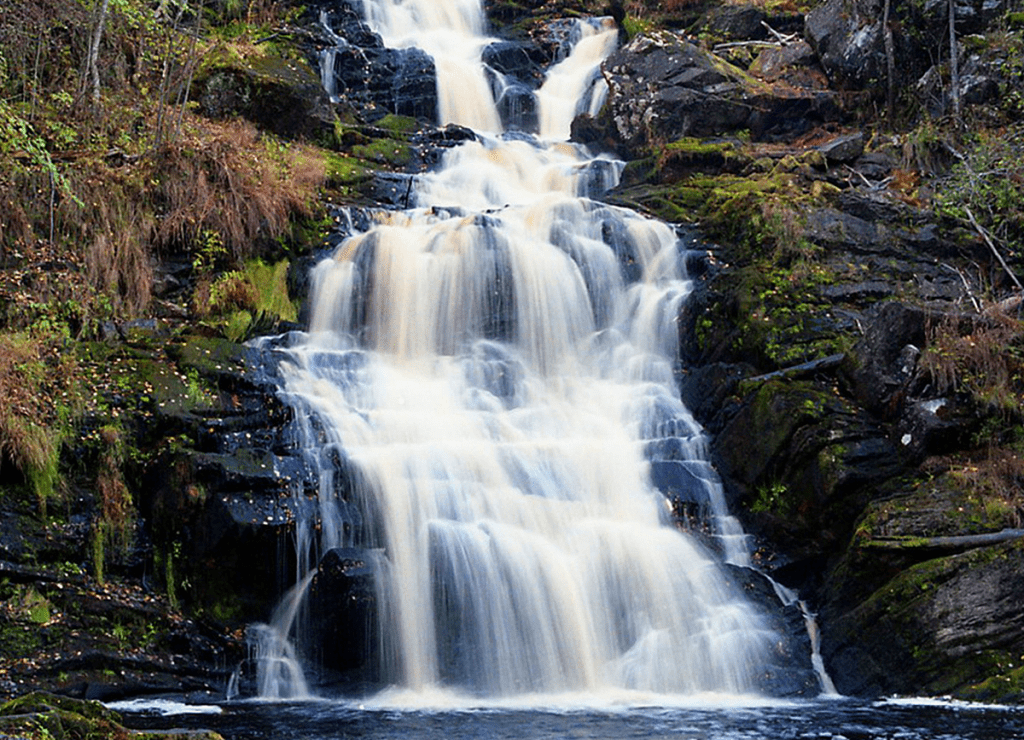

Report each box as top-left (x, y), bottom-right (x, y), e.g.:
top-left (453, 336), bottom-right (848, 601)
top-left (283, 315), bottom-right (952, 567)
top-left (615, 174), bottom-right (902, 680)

top-left (770, 580), bottom-right (840, 696)
top-left (249, 573), bottom-right (315, 700)
top-left (536, 18), bottom-right (618, 140)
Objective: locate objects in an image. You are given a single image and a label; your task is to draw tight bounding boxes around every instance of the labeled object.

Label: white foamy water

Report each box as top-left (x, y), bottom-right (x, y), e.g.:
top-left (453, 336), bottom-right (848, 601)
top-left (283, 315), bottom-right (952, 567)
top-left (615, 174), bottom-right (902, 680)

top-left (251, 0), bottom-right (777, 701)
top-left (363, 0), bottom-right (501, 131)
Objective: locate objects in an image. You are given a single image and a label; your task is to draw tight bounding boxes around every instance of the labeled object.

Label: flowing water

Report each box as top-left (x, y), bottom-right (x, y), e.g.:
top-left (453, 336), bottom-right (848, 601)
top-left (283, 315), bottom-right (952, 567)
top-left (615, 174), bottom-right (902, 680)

top-left (251, 0), bottom-right (807, 703)
top-left (251, 0), bottom-right (789, 702)
top-left (115, 697), bottom-right (1024, 740)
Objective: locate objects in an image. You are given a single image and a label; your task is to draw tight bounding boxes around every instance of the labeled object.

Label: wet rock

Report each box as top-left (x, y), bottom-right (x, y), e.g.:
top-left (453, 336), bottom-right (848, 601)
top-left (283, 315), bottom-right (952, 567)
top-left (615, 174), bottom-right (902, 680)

top-left (325, 30), bottom-right (439, 123)
top-left (650, 460), bottom-right (714, 519)
top-left (822, 537), bottom-right (1024, 698)
top-left (483, 40), bottom-right (544, 83)
top-left (495, 82), bottom-right (539, 132)
top-left (307, 548), bottom-right (380, 686)
top-left (726, 565), bottom-right (821, 698)
top-left (713, 377), bottom-right (904, 561)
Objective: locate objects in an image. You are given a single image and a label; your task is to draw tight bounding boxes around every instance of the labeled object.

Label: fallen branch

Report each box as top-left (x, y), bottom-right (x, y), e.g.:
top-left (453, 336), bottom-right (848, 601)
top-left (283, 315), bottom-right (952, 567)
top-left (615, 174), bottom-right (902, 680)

top-left (760, 21), bottom-right (798, 46)
top-left (965, 206), bottom-right (1024, 293)
top-left (742, 353), bottom-right (845, 385)
top-left (713, 40), bottom-right (780, 52)
top-left (866, 528), bottom-right (1024, 553)
top-left (941, 262), bottom-right (982, 312)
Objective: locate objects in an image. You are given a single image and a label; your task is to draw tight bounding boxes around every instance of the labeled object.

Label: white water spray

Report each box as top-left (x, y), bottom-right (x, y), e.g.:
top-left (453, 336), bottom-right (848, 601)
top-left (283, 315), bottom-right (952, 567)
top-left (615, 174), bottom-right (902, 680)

top-left (253, 0), bottom-right (783, 701)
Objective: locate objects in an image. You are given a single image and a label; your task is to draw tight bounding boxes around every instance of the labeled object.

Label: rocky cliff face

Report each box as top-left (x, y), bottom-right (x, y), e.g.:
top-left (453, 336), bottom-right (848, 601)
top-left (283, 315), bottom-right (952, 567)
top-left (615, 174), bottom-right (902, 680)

top-left (2, 0), bottom-right (1023, 707)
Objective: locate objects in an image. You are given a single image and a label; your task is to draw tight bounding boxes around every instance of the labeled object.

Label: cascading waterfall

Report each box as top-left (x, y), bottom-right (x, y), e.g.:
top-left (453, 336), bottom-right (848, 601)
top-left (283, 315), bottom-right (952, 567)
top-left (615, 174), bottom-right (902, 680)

top-left (364, 0), bottom-right (501, 131)
top-left (252, 0), bottom-right (783, 701)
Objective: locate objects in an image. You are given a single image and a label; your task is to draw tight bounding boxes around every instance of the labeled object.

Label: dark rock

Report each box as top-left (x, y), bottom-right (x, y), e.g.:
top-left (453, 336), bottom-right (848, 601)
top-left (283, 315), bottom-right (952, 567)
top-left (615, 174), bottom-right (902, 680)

top-left (197, 56), bottom-right (335, 140)
top-left (804, 0), bottom-right (887, 90)
top-left (817, 132), bottom-right (865, 163)
top-left (307, 547), bottom-right (381, 685)
top-left (650, 460), bottom-right (714, 518)
top-left (922, 0), bottom-right (1010, 35)
top-left (805, 0), bottom-right (1007, 97)
top-left (327, 37), bottom-right (439, 123)
top-left (748, 40), bottom-right (824, 88)
top-left (895, 397), bottom-right (976, 459)
top-left (840, 302), bottom-right (928, 419)
top-left (483, 40), bottom-right (544, 83)
top-left (802, 208), bottom-right (895, 254)
top-left (494, 81), bottom-right (538, 132)
top-left (603, 31), bottom-right (839, 151)
top-left (678, 362), bottom-right (751, 430)
top-left (851, 151), bottom-right (896, 180)
top-left (725, 565), bottom-right (821, 697)
top-left (836, 189), bottom-right (919, 224)
top-left (702, 5), bottom-right (769, 41)
top-left (822, 539), bottom-right (1024, 697)
top-left (819, 281), bottom-right (895, 302)
top-left (959, 55), bottom-right (1001, 105)
top-left (372, 172), bottom-right (417, 207)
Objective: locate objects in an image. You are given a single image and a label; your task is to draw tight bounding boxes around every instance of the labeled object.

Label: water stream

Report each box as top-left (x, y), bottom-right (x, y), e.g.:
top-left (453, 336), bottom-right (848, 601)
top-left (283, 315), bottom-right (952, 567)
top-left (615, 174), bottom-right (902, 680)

top-left (252, 0), bottom-right (803, 703)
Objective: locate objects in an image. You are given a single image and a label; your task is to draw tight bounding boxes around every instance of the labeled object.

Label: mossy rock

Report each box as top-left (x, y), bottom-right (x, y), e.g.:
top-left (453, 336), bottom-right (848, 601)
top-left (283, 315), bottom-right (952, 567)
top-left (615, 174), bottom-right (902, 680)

top-left (195, 45), bottom-right (334, 141)
top-left (823, 539), bottom-right (1024, 699)
top-left (0, 691), bottom-right (226, 738)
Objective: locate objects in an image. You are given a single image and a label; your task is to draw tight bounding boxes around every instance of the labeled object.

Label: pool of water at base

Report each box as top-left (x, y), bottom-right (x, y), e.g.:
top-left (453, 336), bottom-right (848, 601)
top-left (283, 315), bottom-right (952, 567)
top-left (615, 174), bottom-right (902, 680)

top-left (113, 695), bottom-right (1023, 740)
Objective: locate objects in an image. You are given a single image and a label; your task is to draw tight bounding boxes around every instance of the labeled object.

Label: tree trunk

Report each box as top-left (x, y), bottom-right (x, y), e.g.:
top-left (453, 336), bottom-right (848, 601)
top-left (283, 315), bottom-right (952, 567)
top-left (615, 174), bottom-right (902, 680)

top-left (883, 0), bottom-right (895, 120)
top-left (85, 0), bottom-right (112, 106)
top-left (949, 0), bottom-right (960, 118)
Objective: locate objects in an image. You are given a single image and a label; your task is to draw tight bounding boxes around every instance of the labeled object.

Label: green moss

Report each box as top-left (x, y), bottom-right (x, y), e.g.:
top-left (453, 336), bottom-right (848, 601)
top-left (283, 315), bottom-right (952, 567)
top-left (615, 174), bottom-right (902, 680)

top-left (0, 691), bottom-right (226, 740)
top-left (350, 137), bottom-right (413, 168)
top-left (962, 660), bottom-right (1024, 702)
top-left (246, 258), bottom-right (298, 324)
top-left (375, 113), bottom-right (419, 134)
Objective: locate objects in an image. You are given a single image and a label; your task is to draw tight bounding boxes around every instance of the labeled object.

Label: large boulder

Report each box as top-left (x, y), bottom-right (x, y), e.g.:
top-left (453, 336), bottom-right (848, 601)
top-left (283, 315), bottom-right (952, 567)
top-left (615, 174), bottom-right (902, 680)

top-left (804, 0), bottom-right (1010, 95)
top-left (820, 471), bottom-right (1024, 699)
top-left (307, 547), bottom-right (381, 687)
top-left (327, 41), bottom-right (439, 123)
top-left (197, 53), bottom-right (336, 140)
top-left (601, 31), bottom-right (838, 151)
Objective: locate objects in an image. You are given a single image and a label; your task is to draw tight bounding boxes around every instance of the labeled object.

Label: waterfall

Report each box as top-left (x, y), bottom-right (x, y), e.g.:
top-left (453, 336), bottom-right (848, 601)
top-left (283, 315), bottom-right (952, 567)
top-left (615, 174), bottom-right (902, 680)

top-left (363, 0), bottom-right (501, 131)
top-left (252, 0), bottom-right (782, 701)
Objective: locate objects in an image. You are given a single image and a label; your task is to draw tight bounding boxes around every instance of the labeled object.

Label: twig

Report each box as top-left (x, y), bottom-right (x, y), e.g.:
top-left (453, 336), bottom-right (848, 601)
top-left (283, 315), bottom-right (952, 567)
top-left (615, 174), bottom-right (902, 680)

top-left (965, 206), bottom-right (1024, 293)
top-left (760, 21), bottom-right (797, 46)
top-left (948, 0), bottom-right (961, 119)
top-left (883, 0), bottom-right (895, 120)
top-left (941, 262), bottom-right (981, 312)
top-left (713, 40), bottom-right (778, 52)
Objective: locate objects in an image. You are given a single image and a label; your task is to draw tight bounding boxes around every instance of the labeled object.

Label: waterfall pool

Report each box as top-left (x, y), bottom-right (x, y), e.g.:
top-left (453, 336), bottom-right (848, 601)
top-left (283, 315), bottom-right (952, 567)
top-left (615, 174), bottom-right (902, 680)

top-left (112, 695), bottom-right (1024, 740)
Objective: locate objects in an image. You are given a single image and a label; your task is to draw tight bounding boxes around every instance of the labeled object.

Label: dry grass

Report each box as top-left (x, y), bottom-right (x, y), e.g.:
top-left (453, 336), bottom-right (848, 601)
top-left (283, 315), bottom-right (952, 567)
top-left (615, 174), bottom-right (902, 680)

top-left (151, 118), bottom-right (326, 262)
top-left (920, 308), bottom-right (1024, 417)
top-left (948, 448), bottom-right (1024, 529)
